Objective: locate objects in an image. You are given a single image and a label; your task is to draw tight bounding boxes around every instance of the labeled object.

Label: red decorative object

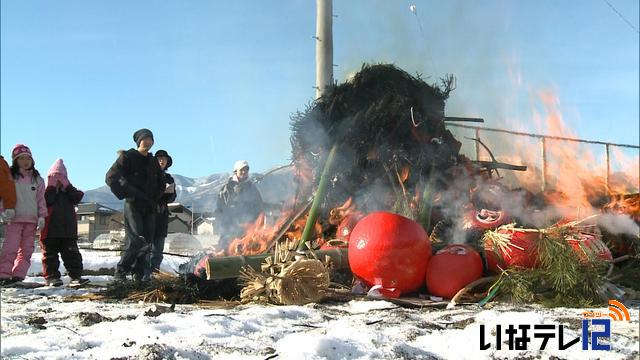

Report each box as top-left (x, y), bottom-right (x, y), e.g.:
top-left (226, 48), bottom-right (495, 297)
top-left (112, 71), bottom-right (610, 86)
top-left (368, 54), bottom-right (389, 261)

top-left (484, 229), bottom-right (540, 273)
top-left (426, 244), bottom-right (483, 299)
top-left (319, 239), bottom-right (349, 250)
top-left (348, 211), bottom-right (431, 297)
top-left (466, 208), bottom-right (510, 230)
top-left (337, 213), bottom-right (364, 242)
top-left (566, 233), bottom-right (613, 262)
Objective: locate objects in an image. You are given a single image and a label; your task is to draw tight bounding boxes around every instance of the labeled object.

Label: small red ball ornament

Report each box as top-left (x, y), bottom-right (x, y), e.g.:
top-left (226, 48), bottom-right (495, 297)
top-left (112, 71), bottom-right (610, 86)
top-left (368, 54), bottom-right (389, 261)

top-left (426, 244), bottom-right (483, 299)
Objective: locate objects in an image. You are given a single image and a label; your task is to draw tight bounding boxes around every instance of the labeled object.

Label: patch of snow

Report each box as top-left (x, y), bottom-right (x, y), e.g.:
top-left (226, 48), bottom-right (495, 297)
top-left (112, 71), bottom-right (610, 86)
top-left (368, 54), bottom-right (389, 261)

top-left (1, 251), bottom-right (638, 359)
top-left (25, 250), bottom-right (190, 276)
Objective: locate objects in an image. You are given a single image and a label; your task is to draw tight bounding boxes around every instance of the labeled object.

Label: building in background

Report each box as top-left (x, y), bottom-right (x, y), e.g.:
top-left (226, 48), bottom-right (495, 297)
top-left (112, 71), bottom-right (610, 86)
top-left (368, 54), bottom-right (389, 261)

top-left (76, 203), bottom-right (119, 243)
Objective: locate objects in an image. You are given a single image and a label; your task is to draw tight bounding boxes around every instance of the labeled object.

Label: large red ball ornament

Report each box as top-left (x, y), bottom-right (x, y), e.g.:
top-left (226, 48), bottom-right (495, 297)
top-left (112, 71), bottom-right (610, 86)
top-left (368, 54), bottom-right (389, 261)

top-left (426, 244), bottom-right (483, 299)
top-left (348, 211), bottom-right (431, 297)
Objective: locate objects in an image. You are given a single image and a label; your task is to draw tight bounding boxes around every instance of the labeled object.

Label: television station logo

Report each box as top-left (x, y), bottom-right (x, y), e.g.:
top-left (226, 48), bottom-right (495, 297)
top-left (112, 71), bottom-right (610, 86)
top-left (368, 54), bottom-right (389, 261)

top-left (480, 300), bottom-right (632, 352)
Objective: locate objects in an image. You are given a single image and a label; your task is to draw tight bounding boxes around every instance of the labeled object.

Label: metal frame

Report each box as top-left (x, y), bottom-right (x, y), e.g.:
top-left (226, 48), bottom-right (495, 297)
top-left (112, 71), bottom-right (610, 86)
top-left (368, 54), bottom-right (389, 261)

top-left (447, 123), bottom-right (640, 192)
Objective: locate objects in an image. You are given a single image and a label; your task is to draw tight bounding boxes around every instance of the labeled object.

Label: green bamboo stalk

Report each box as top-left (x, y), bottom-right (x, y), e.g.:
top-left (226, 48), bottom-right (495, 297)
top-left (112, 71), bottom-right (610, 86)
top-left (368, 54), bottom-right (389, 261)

top-left (478, 282), bottom-right (501, 307)
top-left (205, 248), bottom-right (349, 280)
top-left (297, 145), bottom-right (339, 251)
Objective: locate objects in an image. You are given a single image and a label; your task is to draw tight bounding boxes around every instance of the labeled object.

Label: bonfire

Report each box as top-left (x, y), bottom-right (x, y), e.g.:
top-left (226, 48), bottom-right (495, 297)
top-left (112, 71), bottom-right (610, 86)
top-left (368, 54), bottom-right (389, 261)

top-left (93, 64), bottom-right (639, 308)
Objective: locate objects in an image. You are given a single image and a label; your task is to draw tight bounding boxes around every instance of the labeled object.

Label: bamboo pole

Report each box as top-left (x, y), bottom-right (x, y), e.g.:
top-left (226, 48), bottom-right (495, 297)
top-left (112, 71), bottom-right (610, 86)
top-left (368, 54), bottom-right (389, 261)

top-left (205, 248), bottom-right (349, 280)
top-left (298, 145), bottom-right (339, 251)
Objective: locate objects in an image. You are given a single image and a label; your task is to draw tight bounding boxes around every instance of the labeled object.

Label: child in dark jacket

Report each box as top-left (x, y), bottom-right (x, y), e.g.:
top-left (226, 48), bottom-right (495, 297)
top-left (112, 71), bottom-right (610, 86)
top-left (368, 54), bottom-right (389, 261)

top-left (40, 159), bottom-right (88, 287)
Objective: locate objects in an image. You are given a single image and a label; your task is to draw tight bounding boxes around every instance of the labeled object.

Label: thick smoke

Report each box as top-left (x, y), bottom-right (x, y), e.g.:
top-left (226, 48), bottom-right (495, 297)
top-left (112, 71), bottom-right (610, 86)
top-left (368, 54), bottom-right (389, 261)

top-left (597, 213), bottom-right (640, 237)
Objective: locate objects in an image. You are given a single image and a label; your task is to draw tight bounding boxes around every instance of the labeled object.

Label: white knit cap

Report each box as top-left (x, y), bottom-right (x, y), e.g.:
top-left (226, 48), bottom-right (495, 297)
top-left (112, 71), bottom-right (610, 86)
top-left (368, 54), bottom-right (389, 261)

top-left (233, 160), bottom-right (249, 172)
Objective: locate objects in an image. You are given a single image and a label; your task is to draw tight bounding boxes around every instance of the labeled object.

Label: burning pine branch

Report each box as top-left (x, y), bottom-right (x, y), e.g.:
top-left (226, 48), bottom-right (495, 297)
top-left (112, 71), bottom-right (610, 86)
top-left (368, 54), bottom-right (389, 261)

top-left (482, 216), bottom-right (613, 307)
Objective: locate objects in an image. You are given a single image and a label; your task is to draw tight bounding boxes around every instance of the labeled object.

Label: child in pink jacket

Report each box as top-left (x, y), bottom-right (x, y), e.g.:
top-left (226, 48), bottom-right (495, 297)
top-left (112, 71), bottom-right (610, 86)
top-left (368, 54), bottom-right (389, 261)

top-left (0, 144), bottom-right (46, 285)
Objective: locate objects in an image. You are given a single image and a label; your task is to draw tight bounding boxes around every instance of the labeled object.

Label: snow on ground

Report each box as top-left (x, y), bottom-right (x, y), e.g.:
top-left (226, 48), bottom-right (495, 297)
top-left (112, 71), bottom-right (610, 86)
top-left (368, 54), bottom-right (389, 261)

top-left (0, 251), bottom-right (638, 359)
top-left (24, 249), bottom-right (189, 277)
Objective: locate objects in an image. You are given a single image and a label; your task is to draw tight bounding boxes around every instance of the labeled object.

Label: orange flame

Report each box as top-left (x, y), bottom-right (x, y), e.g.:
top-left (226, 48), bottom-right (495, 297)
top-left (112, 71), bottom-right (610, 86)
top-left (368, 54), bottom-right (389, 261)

top-left (604, 193), bottom-right (640, 221)
top-left (225, 202), bottom-right (326, 256)
top-left (491, 89), bottom-right (639, 219)
top-left (226, 213), bottom-right (272, 256)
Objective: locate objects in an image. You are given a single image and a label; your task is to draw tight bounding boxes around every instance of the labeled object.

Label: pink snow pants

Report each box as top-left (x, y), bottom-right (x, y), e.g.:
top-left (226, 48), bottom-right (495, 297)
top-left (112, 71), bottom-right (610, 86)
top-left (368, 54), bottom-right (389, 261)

top-left (0, 222), bottom-right (36, 279)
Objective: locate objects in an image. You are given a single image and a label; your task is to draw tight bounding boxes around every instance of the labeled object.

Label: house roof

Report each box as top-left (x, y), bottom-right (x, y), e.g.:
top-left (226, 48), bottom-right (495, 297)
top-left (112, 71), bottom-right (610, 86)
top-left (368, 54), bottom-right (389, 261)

top-left (167, 203), bottom-right (193, 215)
top-left (193, 216), bottom-right (213, 227)
top-left (168, 216), bottom-right (190, 228)
top-left (76, 203), bottom-right (119, 215)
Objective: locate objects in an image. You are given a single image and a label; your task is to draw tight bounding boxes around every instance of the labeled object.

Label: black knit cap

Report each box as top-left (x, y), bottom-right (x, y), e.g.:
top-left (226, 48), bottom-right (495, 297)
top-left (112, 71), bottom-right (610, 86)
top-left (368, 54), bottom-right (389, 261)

top-left (155, 149), bottom-right (172, 169)
top-left (133, 128), bottom-right (154, 145)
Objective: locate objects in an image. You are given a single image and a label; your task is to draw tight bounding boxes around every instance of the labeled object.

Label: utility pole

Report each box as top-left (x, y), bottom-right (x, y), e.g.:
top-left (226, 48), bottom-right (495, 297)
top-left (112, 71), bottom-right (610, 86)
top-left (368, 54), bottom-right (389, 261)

top-left (315, 0), bottom-right (333, 99)
top-left (191, 202), bottom-right (194, 235)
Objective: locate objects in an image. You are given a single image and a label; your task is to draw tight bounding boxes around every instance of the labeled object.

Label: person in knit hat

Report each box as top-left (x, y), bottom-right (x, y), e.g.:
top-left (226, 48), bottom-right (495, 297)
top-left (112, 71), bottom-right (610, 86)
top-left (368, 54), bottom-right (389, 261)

top-left (133, 128), bottom-right (154, 146)
top-left (214, 160), bottom-right (264, 252)
top-left (0, 155), bottom-right (17, 221)
top-left (40, 159), bottom-right (88, 287)
top-left (146, 149), bottom-right (176, 276)
top-left (105, 129), bottom-right (165, 282)
top-left (0, 144), bottom-right (46, 285)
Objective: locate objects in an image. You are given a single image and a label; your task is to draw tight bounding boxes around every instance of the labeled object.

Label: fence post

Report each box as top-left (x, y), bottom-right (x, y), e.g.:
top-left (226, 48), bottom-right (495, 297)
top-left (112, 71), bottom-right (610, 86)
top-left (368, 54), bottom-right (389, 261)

top-left (605, 143), bottom-right (611, 192)
top-left (541, 137), bottom-right (548, 192)
top-left (445, 123), bottom-right (639, 193)
top-left (475, 128), bottom-right (481, 161)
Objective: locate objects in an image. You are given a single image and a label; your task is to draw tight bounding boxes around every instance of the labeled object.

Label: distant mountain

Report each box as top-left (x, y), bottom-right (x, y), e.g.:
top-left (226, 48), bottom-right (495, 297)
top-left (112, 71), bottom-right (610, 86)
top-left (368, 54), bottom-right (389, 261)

top-left (83, 167), bottom-right (296, 212)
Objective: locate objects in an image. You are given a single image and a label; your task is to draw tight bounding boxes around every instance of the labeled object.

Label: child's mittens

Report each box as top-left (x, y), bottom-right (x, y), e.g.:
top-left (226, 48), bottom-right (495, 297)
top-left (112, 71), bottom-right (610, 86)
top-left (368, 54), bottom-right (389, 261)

top-left (37, 217), bottom-right (45, 230)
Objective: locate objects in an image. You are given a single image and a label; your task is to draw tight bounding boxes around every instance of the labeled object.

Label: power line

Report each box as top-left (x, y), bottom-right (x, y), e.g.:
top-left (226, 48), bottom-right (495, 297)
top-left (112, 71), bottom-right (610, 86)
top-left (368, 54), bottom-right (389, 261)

top-left (602, 0), bottom-right (639, 34)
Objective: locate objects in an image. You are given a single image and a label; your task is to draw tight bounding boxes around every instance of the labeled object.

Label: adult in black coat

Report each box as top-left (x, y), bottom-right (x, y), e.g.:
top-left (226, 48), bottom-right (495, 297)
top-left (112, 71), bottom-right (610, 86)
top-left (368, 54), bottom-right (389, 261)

top-left (40, 159), bottom-right (85, 286)
top-left (149, 149), bottom-right (177, 275)
top-left (214, 160), bottom-right (264, 251)
top-left (105, 128), bottom-right (165, 281)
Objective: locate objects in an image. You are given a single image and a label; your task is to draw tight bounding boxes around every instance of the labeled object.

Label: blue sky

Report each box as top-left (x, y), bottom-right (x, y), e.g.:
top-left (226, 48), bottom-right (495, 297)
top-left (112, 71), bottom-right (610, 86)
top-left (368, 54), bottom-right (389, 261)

top-left (1, 1), bottom-right (638, 191)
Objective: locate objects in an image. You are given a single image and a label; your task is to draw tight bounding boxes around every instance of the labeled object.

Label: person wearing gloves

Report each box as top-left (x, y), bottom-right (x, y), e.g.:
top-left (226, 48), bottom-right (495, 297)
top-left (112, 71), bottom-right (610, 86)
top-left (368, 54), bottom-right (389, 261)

top-left (0, 155), bottom-right (17, 221)
top-left (105, 129), bottom-right (165, 281)
top-left (147, 149), bottom-right (176, 276)
top-left (40, 159), bottom-right (88, 287)
top-left (214, 160), bottom-right (264, 251)
top-left (0, 144), bottom-right (46, 285)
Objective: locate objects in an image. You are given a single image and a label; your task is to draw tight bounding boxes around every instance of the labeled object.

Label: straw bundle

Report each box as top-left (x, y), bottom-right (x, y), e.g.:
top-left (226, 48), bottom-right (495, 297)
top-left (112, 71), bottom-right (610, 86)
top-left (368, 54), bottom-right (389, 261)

top-left (239, 240), bottom-right (332, 305)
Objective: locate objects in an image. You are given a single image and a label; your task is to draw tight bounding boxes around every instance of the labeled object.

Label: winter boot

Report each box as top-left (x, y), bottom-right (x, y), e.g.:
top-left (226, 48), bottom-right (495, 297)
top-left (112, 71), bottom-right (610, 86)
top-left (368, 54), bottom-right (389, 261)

top-left (46, 278), bottom-right (63, 287)
top-left (113, 272), bottom-right (127, 282)
top-left (69, 277), bottom-right (90, 287)
top-left (0, 278), bottom-right (16, 286)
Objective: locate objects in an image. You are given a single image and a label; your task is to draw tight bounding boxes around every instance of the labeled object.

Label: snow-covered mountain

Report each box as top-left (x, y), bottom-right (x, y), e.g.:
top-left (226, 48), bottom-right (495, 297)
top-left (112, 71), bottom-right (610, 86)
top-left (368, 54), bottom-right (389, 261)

top-left (83, 166), bottom-right (296, 212)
